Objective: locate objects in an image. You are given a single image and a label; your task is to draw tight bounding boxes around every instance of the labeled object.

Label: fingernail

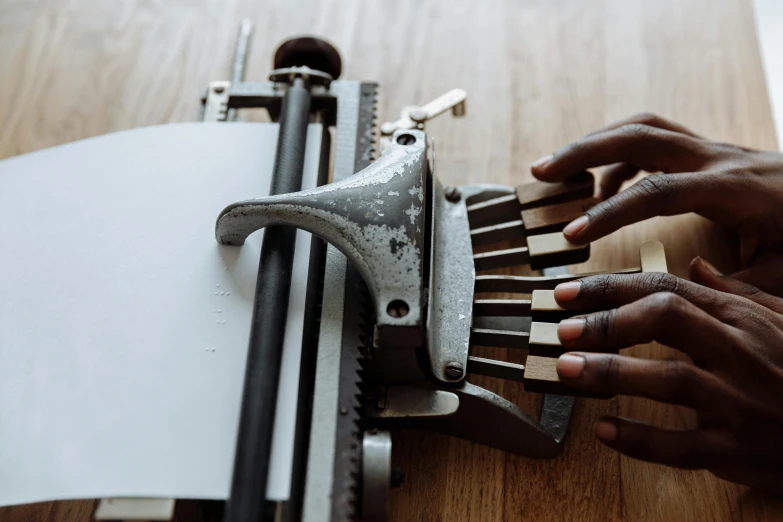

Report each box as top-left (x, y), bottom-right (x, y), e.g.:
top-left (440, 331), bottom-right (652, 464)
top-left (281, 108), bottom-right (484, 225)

top-left (531, 154), bottom-right (553, 169)
top-left (557, 353), bottom-right (585, 379)
top-left (558, 318), bottom-right (585, 342)
top-left (595, 420), bottom-right (618, 442)
top-left (699, 257), bottom-right (722, 276)
top-left (563, 215), bottom-right (588, 236)
top-left (554, 281), bottom-right (581, 302)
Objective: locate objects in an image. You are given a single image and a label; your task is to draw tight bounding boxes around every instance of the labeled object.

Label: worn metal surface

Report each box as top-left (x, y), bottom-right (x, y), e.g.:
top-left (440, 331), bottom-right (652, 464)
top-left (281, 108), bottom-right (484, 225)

top-left (216, 129), bottom-right (428, 348)
top-left (473, 246), bottom-right (530, 271)
top-left (427, 179), bottom-right (475, 382)
top-left (301, 80), bottom-right (378, 522)
top-left (376, 382), bottom-right (562, 458)
top-left (472, 299), bottom-right (532, 316)
top-left (380, 88), bottom-right (467, 136)
top-left (270, 66), bottom-right (334, 87)
top-left (360, 431), bottom-right (392, 522)
top-left (203, 81), bottom-right (230, 122)
top-left (327, 81), bottom-right (380, 522)
top-left (226, 20), bottom-right (253, 121)
top-left (369, 387), bottom-right (459, 419)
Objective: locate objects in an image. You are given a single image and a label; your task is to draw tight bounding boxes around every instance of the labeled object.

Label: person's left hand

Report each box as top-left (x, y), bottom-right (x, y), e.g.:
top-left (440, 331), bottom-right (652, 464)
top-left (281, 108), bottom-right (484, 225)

top-left (552, 256), bottom-right (783, 495)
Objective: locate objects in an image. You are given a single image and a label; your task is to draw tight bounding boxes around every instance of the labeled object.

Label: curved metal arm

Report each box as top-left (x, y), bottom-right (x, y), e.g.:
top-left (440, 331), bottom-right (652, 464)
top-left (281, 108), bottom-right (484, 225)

top-left (215, 130), bottom-right (429, 346)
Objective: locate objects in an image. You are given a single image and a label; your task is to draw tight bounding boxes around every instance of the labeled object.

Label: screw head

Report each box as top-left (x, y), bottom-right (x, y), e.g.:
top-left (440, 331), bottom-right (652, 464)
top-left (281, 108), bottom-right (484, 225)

top-left (444, 362), bottom-right (464, 379)
top-left (213, 85), bottom-right (225, 94)
top-left (444, 186), bottom-right (461, 202)
top-left (339, 406), bottom-right (348, 415)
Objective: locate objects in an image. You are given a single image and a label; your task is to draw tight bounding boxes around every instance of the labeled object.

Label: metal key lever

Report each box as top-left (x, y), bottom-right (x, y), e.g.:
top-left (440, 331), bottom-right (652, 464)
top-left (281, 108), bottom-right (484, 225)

top-left (380, 88), bottom-right (467, 152)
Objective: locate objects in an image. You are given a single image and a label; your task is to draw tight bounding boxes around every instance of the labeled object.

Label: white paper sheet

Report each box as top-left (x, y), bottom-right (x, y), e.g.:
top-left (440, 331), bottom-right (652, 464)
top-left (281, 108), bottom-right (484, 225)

top-left (0, 122), bottom-right (323, 505)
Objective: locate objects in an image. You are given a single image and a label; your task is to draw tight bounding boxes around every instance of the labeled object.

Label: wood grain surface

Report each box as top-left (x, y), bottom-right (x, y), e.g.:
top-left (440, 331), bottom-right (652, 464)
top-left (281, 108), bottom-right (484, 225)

top-left (2, 0), bottom-right (783, 520)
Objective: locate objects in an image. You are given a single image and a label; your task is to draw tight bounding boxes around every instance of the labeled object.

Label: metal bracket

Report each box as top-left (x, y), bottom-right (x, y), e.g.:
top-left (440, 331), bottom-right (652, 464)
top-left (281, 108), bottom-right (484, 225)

top-left (427, 180), bottom-right (475, 382)
top-left (215, 129), bottom-right (428, 347)
top-left (203, 81), bottom-right (230, 122)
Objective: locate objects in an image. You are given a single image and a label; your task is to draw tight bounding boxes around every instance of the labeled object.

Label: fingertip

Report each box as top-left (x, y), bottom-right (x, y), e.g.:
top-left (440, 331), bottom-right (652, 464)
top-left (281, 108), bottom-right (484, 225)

top-left (557, 318), bottom-right (585, 343)
top-left (689, 256), bottom-right (723, 287)
top-left (554, 281), bottom-right (581, 302)
top-left (557, 353), bottom-right (585, 379)
top-left (563, 215), bottom-right (589, 239)
top-left (595, 418), bottom-right (618, 442)
top-left (698, 257), bottom-right (722, 276)
top-left (530, 154), bottom-right (553, 179)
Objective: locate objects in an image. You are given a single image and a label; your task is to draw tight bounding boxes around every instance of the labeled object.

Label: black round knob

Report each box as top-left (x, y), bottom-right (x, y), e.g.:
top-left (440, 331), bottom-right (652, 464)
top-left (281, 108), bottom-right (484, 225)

top-left (273, 36), bottom-right (342, 80)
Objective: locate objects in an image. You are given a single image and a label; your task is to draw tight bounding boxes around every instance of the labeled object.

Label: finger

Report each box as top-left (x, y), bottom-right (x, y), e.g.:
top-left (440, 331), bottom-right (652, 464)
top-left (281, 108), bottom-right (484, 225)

top-left (556, 292), bottom-right (737, 363)
top-left (690, 256), bottom-right (783, 315)
top-left (562, 171), bottom-right (737, 244)
top-left (594, 417), bottom-right (732, 469)
top-left (730, 255), bottom-right (783, 300)
top-left (599, 163), bottom-right (639, 199)
top-left (553, 271), bottom-right (735, 319)
top-left (555, 352), bottom-right (733, 412)
top-left (586, 112), bottom-right (701, 138)
top-left (532, 123), bottom-right (710, 182)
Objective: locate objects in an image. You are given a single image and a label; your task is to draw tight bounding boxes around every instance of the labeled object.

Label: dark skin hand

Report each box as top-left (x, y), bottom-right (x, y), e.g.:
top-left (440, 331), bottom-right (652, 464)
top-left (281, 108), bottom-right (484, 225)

top-left (530, 113), bottom-right (783, 494)
top-left (532, 112), bottom-right (783, 293)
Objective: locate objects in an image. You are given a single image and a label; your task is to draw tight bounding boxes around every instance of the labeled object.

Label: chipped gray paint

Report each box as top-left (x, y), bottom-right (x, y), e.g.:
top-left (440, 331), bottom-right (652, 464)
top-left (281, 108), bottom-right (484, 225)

top-left (215, 130), bottom-right (428, 346)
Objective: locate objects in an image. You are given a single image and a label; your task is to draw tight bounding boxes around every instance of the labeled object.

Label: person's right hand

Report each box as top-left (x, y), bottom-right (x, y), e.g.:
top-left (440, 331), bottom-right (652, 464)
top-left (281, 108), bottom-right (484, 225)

top-left (531, 113), bottom-right (783, 295)
top-left (550, 259), bottom-right (783, 495)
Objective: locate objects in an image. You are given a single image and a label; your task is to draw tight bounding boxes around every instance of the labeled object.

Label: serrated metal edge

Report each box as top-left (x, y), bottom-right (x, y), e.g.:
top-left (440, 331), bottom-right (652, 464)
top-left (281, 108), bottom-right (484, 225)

top-left (330, 81), bottom-right (380, 522)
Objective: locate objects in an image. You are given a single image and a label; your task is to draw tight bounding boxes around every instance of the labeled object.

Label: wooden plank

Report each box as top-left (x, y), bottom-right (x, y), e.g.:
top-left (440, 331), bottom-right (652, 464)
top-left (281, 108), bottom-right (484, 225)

top-left (521, 197), bottom-right (598, 235)
top-left (523, 356), bottom-right (612, 398)
top-left (515, 172), bottom-right (594, 210)
top-left (526, 232), bottom-right (590, 270)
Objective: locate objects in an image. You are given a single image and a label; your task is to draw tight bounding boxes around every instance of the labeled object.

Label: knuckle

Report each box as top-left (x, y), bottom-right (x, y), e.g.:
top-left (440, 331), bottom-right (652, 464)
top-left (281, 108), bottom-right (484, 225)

top-left (581, 274), bottom-right (620, 300)
top-left (631, 112), bottom-right (664, 126)
top-left (633, 173), bottom-right (673, 199)
top-left (585, 309), bottom-right (618, 347)
top-left (595, 354), bottom-right (623, 388)
top-left (620, 123), bottom-right (657, 140)
top-left (647, 292), bottom-right (687, 323)
top-left (659, 361), bottom-right (699, 400)
top-left (640, 272), bottom-right (682, 296)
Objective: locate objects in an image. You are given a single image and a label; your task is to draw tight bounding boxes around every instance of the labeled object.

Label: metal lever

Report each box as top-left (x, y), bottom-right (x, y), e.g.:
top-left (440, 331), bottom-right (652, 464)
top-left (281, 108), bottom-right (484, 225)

top-left (380, 88), bottom-right (467, 151)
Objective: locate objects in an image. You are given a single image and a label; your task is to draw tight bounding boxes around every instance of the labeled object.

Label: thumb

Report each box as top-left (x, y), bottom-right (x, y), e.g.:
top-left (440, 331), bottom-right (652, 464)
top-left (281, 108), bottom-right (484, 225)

top-left (690, 257), bottom-right (783, 314)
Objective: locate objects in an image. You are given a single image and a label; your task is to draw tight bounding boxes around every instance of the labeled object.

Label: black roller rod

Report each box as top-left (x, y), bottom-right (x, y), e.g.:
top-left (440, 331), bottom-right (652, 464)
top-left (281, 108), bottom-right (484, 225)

top-left (224, 76), bottom-right (312, 522)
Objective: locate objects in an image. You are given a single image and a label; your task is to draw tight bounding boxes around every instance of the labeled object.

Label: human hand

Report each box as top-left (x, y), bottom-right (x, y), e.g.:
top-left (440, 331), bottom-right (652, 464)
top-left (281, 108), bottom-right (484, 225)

top-left (551, 257), bottom-right (783, 494)
top-left (531, 113), bottom-right (783, 295)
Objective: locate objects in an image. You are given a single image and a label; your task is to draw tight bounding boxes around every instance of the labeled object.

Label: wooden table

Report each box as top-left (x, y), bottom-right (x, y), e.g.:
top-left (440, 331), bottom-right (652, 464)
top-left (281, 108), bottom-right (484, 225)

top-left (2, 0), bottom-right (783, 520)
